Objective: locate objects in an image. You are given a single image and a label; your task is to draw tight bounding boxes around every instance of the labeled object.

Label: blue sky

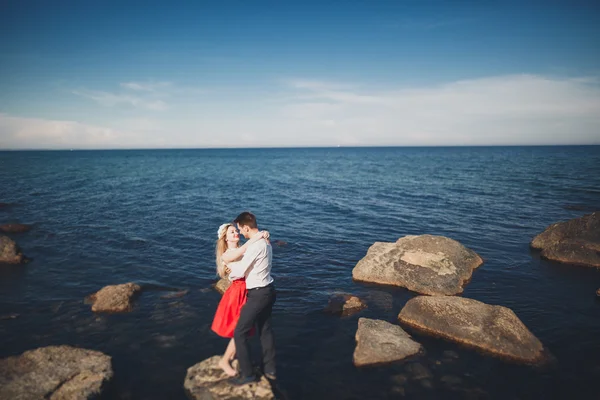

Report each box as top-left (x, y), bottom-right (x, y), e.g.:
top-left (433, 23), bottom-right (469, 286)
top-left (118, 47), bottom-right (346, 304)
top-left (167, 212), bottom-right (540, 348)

top-left (1, 0), bottom-right (599, 149)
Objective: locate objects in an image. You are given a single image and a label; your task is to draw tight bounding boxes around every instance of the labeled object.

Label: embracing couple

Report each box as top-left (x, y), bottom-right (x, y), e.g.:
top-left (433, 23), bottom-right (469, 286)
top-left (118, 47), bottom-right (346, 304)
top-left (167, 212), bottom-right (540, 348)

top-left (210, 211), bottom-right (277, 385)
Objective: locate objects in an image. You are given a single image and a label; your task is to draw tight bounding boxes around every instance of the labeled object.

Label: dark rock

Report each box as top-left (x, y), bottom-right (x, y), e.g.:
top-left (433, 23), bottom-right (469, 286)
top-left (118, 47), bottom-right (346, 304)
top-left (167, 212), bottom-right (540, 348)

top-left (160, 289), bottom-right (189, 299)
top-left (352, 235), bottom-right (483, 295)
top-left (86, 283), bottom-right (142, 313)
top-left (0, 345), bottom-right (113, 400)
top-left (0, 223), bottom-right (32, 233)
top-left (390, 373), bottom-right (408, 385)
top-left (184, 355), bottom-right (274, 400)
top-left (442, 350), bottom-right (459, 359)
top-left (531, 212), bottom-right (600, 268)
top-left (353, 318), bottom-right (422, 367)
top-left (398, 296), bottom-right (546, 364)
top-left (0, 236), bottom-right (25, 264)
top-left (405, 363), bottom-right (433, 380)
top-left (324, 293), bottom-right (367, 316)
top-left (441, 375), bottom-right (463, 386)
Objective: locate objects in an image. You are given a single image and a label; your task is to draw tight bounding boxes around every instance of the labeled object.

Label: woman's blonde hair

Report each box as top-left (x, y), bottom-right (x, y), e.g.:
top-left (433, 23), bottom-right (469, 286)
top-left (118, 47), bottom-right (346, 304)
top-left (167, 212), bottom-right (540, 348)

top-left (215, 223), bottom-right (233, 278)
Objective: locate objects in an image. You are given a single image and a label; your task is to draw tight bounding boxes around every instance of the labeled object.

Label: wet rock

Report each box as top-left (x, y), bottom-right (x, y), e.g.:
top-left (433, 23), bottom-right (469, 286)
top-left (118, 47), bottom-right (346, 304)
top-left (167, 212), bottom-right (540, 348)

top-left (353, 318), bottom-right (423, 367)
top-left (441, 375), bottom-right (463, 386)
top-left (419, 379), bottom-right (434, 389)
top-left (443, 350), bottom-right (459, 359)
top-left (398, 296), bottom-right (545, 364)
top-left (160, 289), bottom-right (189, 299)
top-left (405, 363), bottom-right (433, 380)
top-left (86, 283), bottom-right (141, 313)
top-left (0, 235), bottom-right (26, 264)
top-left (0, 223), bottom-right (32, 233)
top-left (324, 293), bottom-right (367, 316)
top-left (184, 355), bottom-right (274, 400)
top-left (391, 386), bottom-right (405, 396)
top-left (0, 345), bottom-right (113, 400)
top-left (214, 278), bottom-right (231, 295)
top-left (352, 235), bottom-right (483, 295)
top-left (530, 212), bottom-right (600, 268)
top-left (390, 373), bottom-right (408, 385)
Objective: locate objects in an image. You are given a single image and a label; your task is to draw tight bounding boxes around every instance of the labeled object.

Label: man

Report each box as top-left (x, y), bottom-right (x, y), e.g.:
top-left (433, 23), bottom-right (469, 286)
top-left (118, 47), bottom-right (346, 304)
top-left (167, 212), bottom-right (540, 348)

top-left (228, 211), bottom-right (276, 385)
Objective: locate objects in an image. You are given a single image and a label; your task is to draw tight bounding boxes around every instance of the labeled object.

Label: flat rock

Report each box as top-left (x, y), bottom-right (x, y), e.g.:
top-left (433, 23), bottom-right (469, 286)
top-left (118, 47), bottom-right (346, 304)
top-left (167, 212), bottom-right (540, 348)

top-left (214, 278), bottom-right (231, 295)
top-left (530, 212), bottom-right (600, 268)
top-left (353, 318), bottom-right (423, 367)
top-left (398, 296), bottom-right (545, 364)
top-left (0, 235), bottom-right (26, 264)
top-left (0, 345), bottom-right (113, 400)
top-left (352, 235), bottom-right (483, 295)
top-left (86, 283), bottom-right (141, 313)
top-left (184, 355), bottom-right (274, 400)
top-left (0, 223), bottom-right (33, 233)
top-left (324, 293), bottom-right (367, 316)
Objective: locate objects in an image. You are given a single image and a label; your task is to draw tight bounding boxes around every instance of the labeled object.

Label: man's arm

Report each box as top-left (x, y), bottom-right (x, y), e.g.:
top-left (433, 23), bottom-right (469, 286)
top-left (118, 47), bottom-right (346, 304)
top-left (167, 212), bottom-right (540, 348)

top-left (228, 240), bottom-right (264, 277)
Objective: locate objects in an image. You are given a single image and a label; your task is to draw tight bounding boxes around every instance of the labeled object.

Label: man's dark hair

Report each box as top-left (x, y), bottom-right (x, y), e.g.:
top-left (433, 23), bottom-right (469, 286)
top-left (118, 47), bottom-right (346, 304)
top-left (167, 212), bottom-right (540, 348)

top-left (234, 211), bottom-right (258, 229)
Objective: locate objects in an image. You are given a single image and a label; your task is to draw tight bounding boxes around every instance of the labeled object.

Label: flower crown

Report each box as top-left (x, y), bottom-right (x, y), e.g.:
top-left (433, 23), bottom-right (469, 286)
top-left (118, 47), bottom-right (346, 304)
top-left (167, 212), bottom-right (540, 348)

top-left (217, 223), bottom-right (231, 239)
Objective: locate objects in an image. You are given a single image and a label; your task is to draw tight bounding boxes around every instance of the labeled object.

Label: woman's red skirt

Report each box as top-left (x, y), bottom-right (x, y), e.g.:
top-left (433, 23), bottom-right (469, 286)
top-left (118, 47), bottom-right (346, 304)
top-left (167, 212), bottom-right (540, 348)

top-left (211, 278), bottom-right (249, 338)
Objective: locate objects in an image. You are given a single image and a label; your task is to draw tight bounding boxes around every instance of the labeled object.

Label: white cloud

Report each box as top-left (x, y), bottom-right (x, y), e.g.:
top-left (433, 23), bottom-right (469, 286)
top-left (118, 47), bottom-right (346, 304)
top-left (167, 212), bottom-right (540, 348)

top-left (72, 89), bottom-right (169, 111)
top-left (120, 81), bottom-right (171, 92)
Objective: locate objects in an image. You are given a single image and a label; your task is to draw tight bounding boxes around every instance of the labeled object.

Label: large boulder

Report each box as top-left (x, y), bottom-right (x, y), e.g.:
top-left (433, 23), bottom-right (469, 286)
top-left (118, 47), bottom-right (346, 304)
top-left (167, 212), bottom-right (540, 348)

top-left (398, 296), bottom-right (545, 364)
top-left (86, 283), bottom-right (141, 313)
top-left (184, 355), bottom-right (274, 400)
top-left (352, 235), bottom-right (483, 295)
top-left (353, 318), bottom-right (422, 367)
top-left (324, 293), bottom-right (367, 316)
top-left (214, 278), bottom-right (231, 295)
top-left (0, 223), bottom-right (32, 233)
top-left (0, 236), bottom-right (25, 264)
top-left (0, 345), bottom-right (113, 400)
top-left (530, 212), bottom-right (600, 268)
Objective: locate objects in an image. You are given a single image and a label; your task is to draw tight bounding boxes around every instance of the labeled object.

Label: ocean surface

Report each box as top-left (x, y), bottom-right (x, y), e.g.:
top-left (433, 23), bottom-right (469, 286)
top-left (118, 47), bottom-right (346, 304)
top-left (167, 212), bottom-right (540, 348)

top-left (1, 146), bottom-right (599, 400)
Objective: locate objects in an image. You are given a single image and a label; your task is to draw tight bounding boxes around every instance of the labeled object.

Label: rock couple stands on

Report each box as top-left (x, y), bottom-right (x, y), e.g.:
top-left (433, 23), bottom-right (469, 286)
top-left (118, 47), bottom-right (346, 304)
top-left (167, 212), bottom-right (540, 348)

top-left (530, 212), bottom-right (600, 268)
top-left (352, 234), bottom-right (483, 296)
top-left (184, 356), bottom-right (274, 400)
top-left (0, 345), bottom-right (113, 400)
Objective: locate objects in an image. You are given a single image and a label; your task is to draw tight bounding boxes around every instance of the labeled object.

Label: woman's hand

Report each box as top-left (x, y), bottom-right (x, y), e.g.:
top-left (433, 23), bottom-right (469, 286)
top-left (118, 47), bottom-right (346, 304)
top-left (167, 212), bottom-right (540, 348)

top-left (224, 266), bottom-right (231, 275)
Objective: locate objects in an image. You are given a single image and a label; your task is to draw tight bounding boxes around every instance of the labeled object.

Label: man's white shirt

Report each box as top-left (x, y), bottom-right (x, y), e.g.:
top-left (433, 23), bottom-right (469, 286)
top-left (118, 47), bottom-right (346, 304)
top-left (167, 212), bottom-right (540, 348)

top-left (228, 238), bottom-right (273, 289)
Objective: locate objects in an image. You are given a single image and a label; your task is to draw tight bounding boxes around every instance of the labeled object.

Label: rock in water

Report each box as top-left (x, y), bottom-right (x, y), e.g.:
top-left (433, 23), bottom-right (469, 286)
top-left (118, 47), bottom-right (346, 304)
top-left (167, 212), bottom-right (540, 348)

top-left (352, 235), bottom-right (483, 295)
top-left (184, 355), bottom-right (274, 400)
top-left (353, 318), bottom-right (423, 367)
top-left (0, 345), bottom-right (113, 400)
top-left (0, 235), bottom-right (25, 264)
top-left (0, 223), bottom-right (32, 233)
top-left (530, 212), bottom-right (600, 268)
top-left (324, 293), bottom-right (367, 316)
top-left (214, 278), bottom-right (231, 295)
top-left (398, 296), bottom-right (545, 364)
top-left (86, 283), bottom-right (141, 313)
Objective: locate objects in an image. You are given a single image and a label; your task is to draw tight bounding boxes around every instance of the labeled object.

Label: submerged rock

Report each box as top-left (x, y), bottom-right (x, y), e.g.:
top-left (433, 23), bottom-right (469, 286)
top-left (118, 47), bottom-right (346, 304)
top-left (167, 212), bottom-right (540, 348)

top-left (352, 235), bottom-right (483, 295)
top-left (184, 355), bottom-right (274, 400)
top-left (86, 282), bottom-right (141, 313)
top-left (398, 296), bottom-right (545, 364)
top-left (353, 318), bottom-right (423, 367)
top-left (324, 293), bottom-right (367, 316)
top-left (0, 345), bottom-right (113, 400)
top-left (0, 236), bottom-right (26, 264)
top-left (530, 212), bottom-right (600, 268)
top-left (0, 223), bottom-right (32, 233)
top-left (214, 278), bottom-right (231, 295)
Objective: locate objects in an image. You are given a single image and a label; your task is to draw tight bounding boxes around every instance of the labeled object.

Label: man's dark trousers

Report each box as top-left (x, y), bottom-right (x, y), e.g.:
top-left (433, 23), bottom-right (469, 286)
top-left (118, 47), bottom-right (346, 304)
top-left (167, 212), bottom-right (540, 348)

top-left (234, 284), bottom-right (276, 378)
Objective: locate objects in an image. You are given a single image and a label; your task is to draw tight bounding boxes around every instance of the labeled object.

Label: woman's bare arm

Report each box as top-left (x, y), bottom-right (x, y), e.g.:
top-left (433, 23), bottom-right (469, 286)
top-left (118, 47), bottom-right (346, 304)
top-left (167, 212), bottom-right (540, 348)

top-left (221, 231), bottom-right (269, 263)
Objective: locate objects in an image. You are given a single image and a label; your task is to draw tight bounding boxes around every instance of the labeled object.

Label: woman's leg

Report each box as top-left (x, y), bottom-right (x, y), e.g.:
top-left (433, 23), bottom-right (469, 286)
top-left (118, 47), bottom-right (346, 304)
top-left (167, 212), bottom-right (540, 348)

top-left (218, 339), bottom-right (237, 376)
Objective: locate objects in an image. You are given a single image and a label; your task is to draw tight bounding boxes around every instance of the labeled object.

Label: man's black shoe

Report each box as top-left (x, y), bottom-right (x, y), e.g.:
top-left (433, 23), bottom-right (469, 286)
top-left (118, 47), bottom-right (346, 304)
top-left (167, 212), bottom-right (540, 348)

top-left (228, 375), bottom-right (258, 386)
top-left (264, 371), bottom-right (276, 381)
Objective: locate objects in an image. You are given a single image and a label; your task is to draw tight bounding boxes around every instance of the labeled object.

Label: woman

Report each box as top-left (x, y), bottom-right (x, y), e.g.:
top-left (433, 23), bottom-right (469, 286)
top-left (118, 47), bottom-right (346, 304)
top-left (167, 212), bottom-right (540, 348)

top-left (211, 223), bottom-right (268, 376)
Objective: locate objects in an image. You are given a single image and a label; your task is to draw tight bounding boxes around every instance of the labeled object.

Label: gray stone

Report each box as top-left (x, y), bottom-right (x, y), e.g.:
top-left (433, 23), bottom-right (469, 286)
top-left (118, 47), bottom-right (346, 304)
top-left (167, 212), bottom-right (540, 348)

top-left (352, 235), bottom-right (483, 295)
top-left (324, 293), bottom-right (367, 316)
top-left (531, 212), bottom-right (600, 268)
top-left (353, 318), bottom-right (423, 367)
top-left (86, 283), bottom-right (141, 313)
top-left (398, 296), bottom-right (545, 364)
top-left (184, 355), bottom-right (274, 400)
top-left (0, 236), bottom-right (25, 264)
top-left (0, 345), bottom-right (112, 400)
